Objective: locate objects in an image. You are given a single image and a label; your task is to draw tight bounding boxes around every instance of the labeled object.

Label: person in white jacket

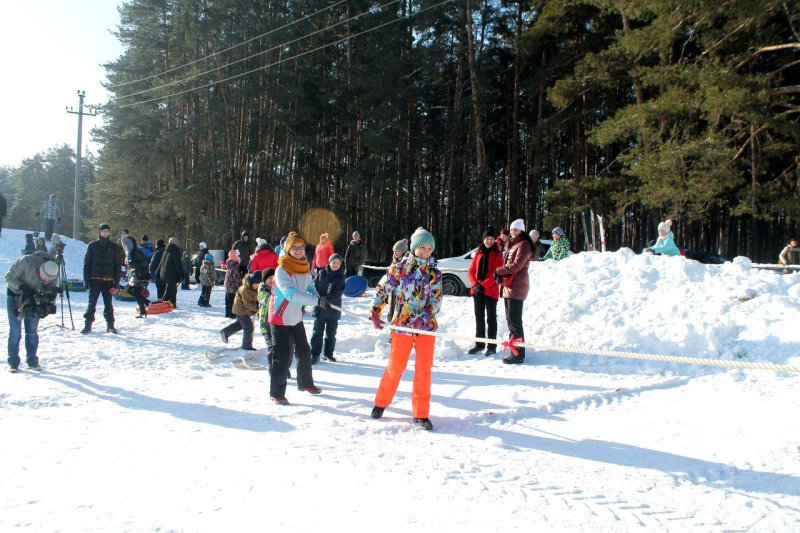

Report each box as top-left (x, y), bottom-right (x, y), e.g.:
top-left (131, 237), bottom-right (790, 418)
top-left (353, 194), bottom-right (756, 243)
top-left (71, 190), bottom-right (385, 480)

top-left (267, 233), bottom-right (331, 405)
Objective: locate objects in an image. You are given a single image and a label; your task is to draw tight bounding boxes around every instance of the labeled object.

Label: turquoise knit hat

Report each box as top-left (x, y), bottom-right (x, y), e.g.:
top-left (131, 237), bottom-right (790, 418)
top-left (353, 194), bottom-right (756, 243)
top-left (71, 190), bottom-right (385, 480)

top-left (410, 227), bottom-right (435, 253)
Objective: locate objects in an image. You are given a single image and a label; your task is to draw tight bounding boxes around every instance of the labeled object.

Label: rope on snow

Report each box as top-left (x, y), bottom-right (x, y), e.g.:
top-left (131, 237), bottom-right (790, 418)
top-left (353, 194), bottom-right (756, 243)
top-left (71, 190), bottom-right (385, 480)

top-left (330, 304), bottom-right (800, 374)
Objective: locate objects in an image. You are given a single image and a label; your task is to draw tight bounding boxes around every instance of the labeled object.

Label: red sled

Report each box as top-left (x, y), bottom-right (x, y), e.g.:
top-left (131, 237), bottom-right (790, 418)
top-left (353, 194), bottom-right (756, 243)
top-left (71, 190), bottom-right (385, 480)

top-left (136, 301), bottom-right (174, 315)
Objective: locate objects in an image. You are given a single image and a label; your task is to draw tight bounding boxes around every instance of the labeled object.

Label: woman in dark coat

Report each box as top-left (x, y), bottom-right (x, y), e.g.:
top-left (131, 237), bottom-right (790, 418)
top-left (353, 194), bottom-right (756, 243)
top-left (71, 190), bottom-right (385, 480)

top-left (157, 238), bottom-right (184, 306)
top-left (149, 239), bottom-right (167, 300)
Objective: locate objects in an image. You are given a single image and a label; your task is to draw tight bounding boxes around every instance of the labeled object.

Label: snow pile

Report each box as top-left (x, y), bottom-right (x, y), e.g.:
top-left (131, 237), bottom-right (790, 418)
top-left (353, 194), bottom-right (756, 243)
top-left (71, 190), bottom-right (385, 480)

top-left (437, 249), bottom-right (800, 372)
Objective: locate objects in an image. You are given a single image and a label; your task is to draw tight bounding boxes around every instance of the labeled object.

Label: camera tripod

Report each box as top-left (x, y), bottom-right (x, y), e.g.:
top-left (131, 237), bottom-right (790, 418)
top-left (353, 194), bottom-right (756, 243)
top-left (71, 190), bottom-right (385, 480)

top-left (57, 259), bottom-right (75, 330)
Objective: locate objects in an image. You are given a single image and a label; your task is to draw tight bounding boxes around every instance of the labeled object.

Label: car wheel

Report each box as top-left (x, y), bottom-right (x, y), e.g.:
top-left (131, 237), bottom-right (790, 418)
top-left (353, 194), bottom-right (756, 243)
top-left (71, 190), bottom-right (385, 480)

top-left (441, 274), bottom-right (464, 296)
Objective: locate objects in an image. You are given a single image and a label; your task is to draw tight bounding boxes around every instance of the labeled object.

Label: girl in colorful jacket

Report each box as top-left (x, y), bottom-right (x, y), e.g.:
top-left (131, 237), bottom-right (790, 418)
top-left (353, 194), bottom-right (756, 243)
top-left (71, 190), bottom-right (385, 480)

top-left (368, 227), bottom-right (443, 431)
top-left (267, 233), bottom-right (329, 405)
top-left (466, 226), bottom-right (504, 355)
top-left (197, 253), bottom-right (216, 307)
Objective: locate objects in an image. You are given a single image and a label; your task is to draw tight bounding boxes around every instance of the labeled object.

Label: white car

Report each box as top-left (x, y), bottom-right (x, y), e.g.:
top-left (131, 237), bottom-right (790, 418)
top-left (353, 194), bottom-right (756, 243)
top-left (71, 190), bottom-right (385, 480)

top-left (436, 240), bottom-right (554, 296)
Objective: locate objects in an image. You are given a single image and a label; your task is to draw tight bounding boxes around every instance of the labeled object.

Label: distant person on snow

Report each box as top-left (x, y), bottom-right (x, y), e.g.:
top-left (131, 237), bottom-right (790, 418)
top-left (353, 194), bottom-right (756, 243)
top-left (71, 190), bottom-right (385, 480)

top-left (149, 239), bottom-right (167, 300)
top-left (368, 227), bottom-right (443, 431)
top-left (312, 233), bottom-right (335, 275)
top-left (138, 235), bottom-right (155, 260)
top-left (495, 219), bottom-right (533, 365)
top-left (779, 237), bottom-right (800, 273)
top-left (232, 231), bottom-right (255, 275)
top-left (644, 220), bottom-right (680, 257)
top-left (180, 252), bottom-right (192, 290)
top-left (38, 192), bottom-right (61, 241)
top-left (249, 241), bottom-right (278, 273)
top-left (197, 253), bottom-right (216, 307)
top-left (344, 230), bottom-right (367, 277)
top-left (157, 237), bottom-right (184, 307)
top-left (224, 249), bottom-right (242, 318)
top-left (528, 229), bottom-right (543, 261)
top-left (5, 250), bottom-right (59, 371)
top-left (467, 226), bottom-right (503, 356)
top-left (219, 270), bottom-right (262, 351)
top-left (310, 253), bottom-right (346, 364)
top-left (542, 226), bottom-right (570, 261)
top-left (193, 241), bottom-right (209, 283)
top-left (81, 223), bottom-right (124, 334)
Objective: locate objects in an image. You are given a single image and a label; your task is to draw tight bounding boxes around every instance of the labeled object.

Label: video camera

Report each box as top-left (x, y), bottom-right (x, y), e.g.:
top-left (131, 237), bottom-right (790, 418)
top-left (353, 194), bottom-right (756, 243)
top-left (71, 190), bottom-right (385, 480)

top-left (17, 289), bottom-right (58, 319)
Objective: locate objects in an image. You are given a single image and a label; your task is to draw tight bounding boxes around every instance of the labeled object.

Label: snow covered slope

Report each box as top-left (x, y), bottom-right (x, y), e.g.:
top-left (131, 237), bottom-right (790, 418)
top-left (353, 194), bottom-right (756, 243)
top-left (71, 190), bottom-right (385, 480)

top-left (0, 228), bottom-right (798, 532)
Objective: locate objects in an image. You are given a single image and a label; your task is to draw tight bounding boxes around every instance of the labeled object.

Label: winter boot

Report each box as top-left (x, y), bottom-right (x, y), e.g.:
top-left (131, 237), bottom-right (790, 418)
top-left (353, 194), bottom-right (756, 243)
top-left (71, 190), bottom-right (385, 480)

top-left (323, 354), bottom-right (337, 362)
top-left (107, 325), bottom-right (119, 334)
top-left (485, 346), bottom-right (497, 356)
top-left (413, 418), bottom-right (434, 430)
top-left (502, 354), bottom-right (524, 365)
top-left (371, 406), bottom-right (385, 419)
top-left (300, 386), bottom-right (322, 395)
top-left (311, 355), bottom-right (320, 365)
top-left (80, 324), bottom-right (91, 335)
top-left (271, 397), bottom-right (289, 406)
top-left (467, 345), bottom-right (484, 354)
top-left (8, 365), bottom-right (19, 373)
top-left (219, 330), bottom-right (228, 344)
top-left (27, 364), bottom-right (41, 372)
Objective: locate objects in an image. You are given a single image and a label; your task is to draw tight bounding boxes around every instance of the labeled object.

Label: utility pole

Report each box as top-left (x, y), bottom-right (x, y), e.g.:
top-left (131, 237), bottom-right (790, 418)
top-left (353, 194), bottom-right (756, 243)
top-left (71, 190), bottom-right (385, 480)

top-left (66, 90), bottom-right (96, 240)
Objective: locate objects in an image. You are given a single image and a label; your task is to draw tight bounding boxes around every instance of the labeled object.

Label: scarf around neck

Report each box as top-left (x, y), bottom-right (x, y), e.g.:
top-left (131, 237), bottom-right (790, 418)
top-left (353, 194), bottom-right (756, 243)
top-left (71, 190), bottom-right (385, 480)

top-left (279, 254), bottom-right (310, 275)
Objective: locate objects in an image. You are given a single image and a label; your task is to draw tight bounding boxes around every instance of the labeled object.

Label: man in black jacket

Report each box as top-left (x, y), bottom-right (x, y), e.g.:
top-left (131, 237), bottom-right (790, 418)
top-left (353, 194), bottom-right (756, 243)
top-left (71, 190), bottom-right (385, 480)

top-left (149, 239), bottom-right (167, 300)
top-left (158, 237), bottom-right (184, 307)
top-left (82, 223), bottom-right (124, 334)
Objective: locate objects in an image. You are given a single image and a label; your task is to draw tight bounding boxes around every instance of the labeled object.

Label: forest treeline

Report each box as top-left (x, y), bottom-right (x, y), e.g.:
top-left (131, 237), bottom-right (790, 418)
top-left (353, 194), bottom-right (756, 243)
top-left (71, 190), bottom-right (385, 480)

top-left (3, 0), bottom-right (799, 262)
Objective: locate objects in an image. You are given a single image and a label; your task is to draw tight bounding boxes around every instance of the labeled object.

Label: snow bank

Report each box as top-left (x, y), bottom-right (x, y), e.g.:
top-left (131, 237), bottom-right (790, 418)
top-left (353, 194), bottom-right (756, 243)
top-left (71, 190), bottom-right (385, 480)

top-left (438, 249), bottom-right (800, 372)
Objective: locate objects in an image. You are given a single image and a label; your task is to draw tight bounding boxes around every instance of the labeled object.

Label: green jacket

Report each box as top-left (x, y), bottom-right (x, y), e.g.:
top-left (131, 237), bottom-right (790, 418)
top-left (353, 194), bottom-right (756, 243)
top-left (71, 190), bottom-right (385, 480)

top-left (543, 237), bottom-right (570, 261)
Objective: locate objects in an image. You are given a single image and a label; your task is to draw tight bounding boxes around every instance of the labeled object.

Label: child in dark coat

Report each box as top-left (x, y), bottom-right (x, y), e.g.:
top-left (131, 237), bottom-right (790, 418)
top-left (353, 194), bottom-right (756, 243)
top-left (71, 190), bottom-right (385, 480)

top-left (310, 253), bottom-right (346, 364)
top-left (181, 252), bottom-right (192, 289)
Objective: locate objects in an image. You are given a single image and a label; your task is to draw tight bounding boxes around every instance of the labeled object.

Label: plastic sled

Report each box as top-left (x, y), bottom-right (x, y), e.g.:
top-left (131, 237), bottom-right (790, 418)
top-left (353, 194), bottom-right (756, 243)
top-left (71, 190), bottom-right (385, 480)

top-left (113, 289), bottom-right (136, 302)
top-left (137, 301), bottom-right (174, 315)
top-left (344, 275), bottom-right (368, 297)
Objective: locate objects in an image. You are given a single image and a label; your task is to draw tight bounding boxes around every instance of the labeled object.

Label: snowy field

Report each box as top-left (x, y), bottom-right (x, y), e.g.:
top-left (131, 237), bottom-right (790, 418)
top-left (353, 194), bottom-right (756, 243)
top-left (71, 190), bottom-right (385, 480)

top-left (1, 228), bottom-right (799, 532)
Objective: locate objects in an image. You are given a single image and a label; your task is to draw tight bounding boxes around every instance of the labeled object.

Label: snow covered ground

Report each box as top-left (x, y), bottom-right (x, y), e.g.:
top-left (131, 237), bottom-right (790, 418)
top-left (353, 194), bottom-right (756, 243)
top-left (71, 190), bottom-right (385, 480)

top-left (1, 228), bottom-right (799, 532)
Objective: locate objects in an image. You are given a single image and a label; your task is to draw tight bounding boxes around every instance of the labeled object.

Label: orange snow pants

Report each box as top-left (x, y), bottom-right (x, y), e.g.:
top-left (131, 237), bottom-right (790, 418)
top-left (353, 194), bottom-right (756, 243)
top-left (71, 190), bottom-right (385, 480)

top-left (374, 332), bottom-right (435, 418)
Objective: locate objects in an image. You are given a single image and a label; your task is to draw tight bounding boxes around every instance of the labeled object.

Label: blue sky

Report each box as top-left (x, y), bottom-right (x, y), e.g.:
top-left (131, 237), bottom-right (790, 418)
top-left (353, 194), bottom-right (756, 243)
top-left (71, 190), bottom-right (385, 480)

top-left (0, 1), bottom-right (124, 167)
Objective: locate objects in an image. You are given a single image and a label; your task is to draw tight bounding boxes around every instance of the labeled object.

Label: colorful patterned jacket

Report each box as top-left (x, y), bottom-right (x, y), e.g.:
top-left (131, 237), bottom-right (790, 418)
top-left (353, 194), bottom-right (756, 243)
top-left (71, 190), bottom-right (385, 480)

top-left (224, 259), bottom-right (241, 293)
top-left (370, 256), bottom-right (443, 334)
top-left (543, 237), bottom-right (570, 261)
top-left (198, 260), bottom-right (216, 287)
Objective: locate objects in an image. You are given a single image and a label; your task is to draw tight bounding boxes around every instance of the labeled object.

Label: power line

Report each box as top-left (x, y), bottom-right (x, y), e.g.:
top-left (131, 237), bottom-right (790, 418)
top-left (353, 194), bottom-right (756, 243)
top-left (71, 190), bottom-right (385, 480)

top-left (114, 0), bottom-right (453, 110)
top-left (111, 0), bottom-right (350, 89)
top-left (115, 0), bottom-right (403, 102)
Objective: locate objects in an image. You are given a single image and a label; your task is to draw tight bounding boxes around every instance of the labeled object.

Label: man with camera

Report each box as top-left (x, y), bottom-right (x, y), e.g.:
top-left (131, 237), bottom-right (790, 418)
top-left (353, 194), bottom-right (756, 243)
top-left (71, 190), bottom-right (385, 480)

top-left (5, 250), bottom-right (60, 372)
top-left (82, 223), bottom-right (124, 334)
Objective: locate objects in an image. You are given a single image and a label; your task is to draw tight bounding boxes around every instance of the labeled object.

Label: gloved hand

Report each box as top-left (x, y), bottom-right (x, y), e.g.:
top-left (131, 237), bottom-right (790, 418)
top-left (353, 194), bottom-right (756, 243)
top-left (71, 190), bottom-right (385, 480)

top-left (318, 296), bottom-right (330, 310)
top-left (472, 283), bottom-right (484, 296)
top-left (410, 317), bottom-right (425, 329)
top-left (494, 273), bottom-right (503, 285)
top-left (370, 315), bottom-right (385, 330)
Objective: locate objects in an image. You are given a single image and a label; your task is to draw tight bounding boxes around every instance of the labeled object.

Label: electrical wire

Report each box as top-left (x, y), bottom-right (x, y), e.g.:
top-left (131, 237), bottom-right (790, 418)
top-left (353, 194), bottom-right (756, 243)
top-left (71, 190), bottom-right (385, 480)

top-left (114, 0), bottom-right (453, 110)
top-left (115, 0), bottom-right (403, 102)
top-left (110, 0), bottom-right (350, 89)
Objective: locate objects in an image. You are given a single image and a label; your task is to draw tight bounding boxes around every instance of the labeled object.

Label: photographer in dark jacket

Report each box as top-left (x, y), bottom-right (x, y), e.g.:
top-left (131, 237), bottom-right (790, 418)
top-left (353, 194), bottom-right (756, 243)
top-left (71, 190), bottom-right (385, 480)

top-left (158, 237), bottom-right (184, 307)
top-left (149, 239), bottom-right (167, 300)
top-left (6, 251), bottom-right (60, 371)
top-left (81, 223), bottom-right (124, 334)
